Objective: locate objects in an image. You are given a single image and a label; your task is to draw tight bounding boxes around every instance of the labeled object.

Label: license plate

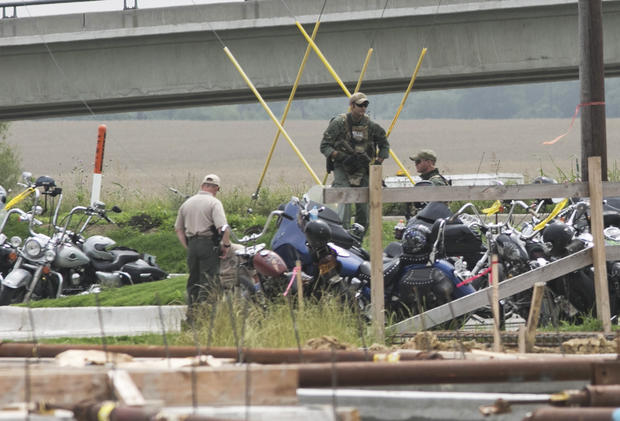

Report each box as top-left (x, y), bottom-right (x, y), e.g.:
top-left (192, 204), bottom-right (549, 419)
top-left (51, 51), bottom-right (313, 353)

top-left (319, 260), bottom-right (336, 275)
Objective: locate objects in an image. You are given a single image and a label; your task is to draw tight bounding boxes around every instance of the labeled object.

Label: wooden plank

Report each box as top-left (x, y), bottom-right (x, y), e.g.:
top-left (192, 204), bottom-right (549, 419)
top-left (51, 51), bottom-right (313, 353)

top-left (391, 247), bottom-right (596, 333)
top-left (588, 156), bottom-right (612, 334)
top-left (369, 165), bottom-right (385, 343)
top-left (524, 282), bottom-right (546, 352)
top-left (490, 254), bottom-right (502, 352)
top-left (130, 365), bottom-right (298, 406)
top-left (322, 181), bottom-right (620, 204)
top-left (108, 369), bottom-right (145, 406)
top-left (0, 365), bottom-right (298, 407)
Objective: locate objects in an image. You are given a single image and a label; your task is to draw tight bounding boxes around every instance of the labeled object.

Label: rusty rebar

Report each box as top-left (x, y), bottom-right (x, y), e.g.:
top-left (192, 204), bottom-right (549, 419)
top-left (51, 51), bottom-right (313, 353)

top-left (0, 342), bottom-right (439, 363)
top-left (296, 359), bottom-right (599, 387)
top-left (523, 407), bottom-right (620, 421)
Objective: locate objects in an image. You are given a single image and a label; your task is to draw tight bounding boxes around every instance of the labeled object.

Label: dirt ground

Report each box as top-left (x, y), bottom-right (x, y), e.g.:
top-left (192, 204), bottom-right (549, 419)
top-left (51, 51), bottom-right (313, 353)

top-left (4, 119), bottom-right (620, 195)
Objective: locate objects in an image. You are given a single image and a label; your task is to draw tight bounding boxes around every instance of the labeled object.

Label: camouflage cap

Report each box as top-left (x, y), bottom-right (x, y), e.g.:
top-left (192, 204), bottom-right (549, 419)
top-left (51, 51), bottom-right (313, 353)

top-left (349, 92), bottom-right (369, 105)
top-left (202, 173), bottom-right (221, 187)
top-left (409, 149), bottom-right (437, 163)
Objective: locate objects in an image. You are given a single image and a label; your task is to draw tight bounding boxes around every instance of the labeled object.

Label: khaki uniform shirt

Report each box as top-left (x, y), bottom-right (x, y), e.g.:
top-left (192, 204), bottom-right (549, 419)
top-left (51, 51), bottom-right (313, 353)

top-left (174, 191), bottom-right (227, 238)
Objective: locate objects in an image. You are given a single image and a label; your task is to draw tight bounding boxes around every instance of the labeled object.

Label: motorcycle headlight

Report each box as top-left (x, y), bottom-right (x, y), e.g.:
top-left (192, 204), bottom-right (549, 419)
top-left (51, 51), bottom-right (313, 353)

top-left (44, 249), bottom-right (56, 262)
top-left (10, 236), bottom-right (21, 248)
top-left (24, 238), bottom-right (42, 258)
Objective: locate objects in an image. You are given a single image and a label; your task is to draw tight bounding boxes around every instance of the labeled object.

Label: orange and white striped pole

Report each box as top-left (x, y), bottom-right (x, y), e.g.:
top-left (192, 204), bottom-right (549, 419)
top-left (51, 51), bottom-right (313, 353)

top-left (90, 124), bottom-right (106, 205)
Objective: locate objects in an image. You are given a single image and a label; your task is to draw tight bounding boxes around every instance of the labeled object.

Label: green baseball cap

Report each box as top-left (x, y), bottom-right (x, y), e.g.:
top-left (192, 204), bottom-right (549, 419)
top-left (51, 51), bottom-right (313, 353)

top-left (409, 149), bottom-right (437, 163)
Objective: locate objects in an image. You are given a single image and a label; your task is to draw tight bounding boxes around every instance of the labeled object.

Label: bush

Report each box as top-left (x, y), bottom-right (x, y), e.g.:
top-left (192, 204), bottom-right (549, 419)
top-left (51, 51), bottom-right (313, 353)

top-left (0, 123), bottom-right (22, 191)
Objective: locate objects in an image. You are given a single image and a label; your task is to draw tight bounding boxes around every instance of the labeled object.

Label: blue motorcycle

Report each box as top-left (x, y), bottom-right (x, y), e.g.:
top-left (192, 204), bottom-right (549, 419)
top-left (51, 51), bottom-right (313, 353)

top-left (271, 195), bottom-right (368, 299)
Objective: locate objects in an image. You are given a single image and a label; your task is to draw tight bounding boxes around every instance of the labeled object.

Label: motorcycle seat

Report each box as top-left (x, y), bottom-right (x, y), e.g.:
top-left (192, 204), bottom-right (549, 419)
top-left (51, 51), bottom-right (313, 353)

top-left (91, 249), bottom-right (140, 271)
top-left (357, 258), bottom-right (401, 287)
top-left (383, 242), bottom-right (403, 259)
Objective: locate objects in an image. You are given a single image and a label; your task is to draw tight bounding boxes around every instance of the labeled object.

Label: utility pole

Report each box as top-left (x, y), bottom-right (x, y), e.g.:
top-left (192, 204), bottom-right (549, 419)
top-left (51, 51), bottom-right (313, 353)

top-left (579, 0), bottom-right (607, 181)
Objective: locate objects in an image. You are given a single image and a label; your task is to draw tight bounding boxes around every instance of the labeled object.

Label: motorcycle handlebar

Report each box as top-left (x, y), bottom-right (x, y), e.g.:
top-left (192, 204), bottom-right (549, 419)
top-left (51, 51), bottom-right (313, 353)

top-left (229, 210), bottom-right (286, 244)
top-left (449, 200), bottom-right (525, 231)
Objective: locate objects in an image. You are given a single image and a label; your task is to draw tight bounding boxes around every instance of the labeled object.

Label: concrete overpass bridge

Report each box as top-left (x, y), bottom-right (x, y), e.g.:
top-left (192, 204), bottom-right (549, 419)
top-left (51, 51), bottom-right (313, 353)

top-left (1, 0), bottom-right (620, 120)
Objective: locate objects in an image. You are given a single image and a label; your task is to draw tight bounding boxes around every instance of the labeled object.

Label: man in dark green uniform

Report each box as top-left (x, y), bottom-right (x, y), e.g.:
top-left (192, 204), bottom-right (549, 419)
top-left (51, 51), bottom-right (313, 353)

top-left (320, 92), bottom-right (390, 231)
top-left (410, 149), bottom-right (449, 186)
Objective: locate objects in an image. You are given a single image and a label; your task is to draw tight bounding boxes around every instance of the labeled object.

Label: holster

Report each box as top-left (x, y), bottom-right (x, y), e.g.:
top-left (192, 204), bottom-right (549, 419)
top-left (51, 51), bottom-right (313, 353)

top-left (326, 156), bottom-right (334, 173)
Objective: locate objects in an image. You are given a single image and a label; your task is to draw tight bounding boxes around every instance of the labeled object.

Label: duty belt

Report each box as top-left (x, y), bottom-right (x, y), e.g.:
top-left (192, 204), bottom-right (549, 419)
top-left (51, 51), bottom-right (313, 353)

top-left (188, 233), bottom-right (213, 239)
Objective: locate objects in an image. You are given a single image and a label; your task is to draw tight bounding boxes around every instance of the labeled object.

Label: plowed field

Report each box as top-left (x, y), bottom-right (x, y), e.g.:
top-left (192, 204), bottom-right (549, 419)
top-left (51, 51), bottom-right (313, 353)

top-left (5, 119), bottom-right (619, 195)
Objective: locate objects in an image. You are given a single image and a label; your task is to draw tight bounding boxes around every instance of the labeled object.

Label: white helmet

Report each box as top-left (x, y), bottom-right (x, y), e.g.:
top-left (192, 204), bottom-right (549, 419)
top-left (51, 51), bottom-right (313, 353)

top-left (83, 235), bottom-right (116, 261)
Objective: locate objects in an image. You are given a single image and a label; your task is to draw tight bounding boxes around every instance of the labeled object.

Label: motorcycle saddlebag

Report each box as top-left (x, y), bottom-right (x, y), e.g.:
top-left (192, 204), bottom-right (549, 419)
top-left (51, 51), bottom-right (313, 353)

top-left (414, 202), bottom-right (452, 224)
top-left (430, 222), bottom-right (484, 256)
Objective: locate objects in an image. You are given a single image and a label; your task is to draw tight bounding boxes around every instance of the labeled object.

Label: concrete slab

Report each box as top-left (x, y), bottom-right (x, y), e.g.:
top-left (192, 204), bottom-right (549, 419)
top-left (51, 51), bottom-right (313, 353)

top-left (0, 305), bottom-right (186, 341)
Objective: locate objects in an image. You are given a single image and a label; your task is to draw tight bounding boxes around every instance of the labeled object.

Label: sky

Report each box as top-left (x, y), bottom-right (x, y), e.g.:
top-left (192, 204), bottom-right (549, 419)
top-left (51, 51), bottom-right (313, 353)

top-left (7, 0), bottom-right (240, 18)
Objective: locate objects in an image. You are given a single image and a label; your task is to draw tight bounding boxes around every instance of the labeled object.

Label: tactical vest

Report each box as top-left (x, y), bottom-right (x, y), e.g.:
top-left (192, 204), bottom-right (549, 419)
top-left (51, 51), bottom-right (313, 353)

top-left (343, 113), bottom-right (373, 156)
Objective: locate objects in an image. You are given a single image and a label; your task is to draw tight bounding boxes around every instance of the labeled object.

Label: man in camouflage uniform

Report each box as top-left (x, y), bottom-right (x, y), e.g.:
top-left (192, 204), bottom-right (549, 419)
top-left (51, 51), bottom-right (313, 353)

top-left (410, 149), bottom-right (449, 186)
top-left (320, 92), bottom-right (390, 230)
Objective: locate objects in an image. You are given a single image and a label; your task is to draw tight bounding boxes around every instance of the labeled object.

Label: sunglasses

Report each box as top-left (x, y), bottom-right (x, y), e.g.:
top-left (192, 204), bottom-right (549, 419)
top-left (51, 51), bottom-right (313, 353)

top-left (355, 101), bottom-right (369, 108)
top-left (414, 160), bottom-right (422, 165)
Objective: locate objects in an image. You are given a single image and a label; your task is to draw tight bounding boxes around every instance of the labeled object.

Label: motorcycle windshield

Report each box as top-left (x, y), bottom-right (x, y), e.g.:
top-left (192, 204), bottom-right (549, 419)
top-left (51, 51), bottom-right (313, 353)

top-left (270, 200), bottom-right (309, 259)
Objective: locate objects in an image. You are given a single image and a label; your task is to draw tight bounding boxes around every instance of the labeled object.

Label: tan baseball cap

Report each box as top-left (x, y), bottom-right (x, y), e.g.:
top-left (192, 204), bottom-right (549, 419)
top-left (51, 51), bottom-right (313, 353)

top-left (349, 92), bottom-right (369, 105)
top-left (202, 174), bottom-right (221, 187)
top-left (409, 149), bottom-right (437, 163)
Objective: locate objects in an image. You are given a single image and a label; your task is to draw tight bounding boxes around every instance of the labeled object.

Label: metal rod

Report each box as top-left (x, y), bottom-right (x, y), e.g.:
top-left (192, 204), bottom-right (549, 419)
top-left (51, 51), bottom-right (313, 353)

top-left (523, 407), bottom-right (620, 421)
top-left (296, 359), bottom-right (598, 387)
top-left (0, 343), bottom-right (437, 364)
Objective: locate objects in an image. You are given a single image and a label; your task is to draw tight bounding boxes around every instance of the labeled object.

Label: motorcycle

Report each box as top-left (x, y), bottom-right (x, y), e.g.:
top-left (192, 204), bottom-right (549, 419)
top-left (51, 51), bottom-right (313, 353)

top-left (226, 209), bottom-right (313, 303)
top-left (355, 201), bottom-right (481, 322)
top-left (0, 182), bottom-right (167, 305)
top-left (271, 195), bottom-right (369, 300)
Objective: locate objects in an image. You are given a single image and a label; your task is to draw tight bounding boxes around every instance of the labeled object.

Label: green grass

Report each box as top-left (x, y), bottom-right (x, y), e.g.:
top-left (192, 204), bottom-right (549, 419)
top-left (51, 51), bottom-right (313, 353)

top-left (22, 278), bottom-right (377, 348)
top-left (174, 295), bottom-right (374, 348)
top-left (21, 276), bottom-right (187, 307)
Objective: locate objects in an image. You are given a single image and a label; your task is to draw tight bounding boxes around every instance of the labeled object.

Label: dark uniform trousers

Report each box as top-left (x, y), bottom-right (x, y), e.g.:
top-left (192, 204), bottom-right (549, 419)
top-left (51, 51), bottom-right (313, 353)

top-left (332, 166), bottom-right (370, 230)
top-left (186, 236), bottom-right (220, 318)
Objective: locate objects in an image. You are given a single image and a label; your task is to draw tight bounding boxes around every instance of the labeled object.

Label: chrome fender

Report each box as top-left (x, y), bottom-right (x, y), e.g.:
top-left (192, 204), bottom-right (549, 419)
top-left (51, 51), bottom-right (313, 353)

top-left (2, 268), bottom-right (33, 289)
top-left (94, 271), bottom-right (123, 287)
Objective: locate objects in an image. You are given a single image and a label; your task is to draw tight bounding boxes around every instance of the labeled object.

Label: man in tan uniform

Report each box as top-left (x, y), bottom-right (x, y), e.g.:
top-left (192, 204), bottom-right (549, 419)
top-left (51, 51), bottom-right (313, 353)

top-left (175, 174), bottom-right (230, 322)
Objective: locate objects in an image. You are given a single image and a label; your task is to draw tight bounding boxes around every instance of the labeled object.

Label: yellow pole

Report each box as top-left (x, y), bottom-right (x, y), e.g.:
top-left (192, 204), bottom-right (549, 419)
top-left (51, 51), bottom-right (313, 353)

top-left (386, 48), bottom-right (428, 185)
top-left (4, 187), bottom-right (35, 210)
top-left (386, 48), bottom-right (428, 137)
top-left (254, 21), bottom-right (322, 196)
top-left (354, 48), bottom-right (373, 94)
top-left (223, 47), bottom-right (323, 186)
top-left (534, 198), bottom-right (568, 231)
top-left (295, 21), bottom-right (352, 98)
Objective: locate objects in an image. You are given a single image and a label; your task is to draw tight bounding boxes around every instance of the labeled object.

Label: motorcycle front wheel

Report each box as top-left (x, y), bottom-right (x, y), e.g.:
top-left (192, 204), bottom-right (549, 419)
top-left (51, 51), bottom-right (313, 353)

top-left (0, 286), bottom-right (25, 306)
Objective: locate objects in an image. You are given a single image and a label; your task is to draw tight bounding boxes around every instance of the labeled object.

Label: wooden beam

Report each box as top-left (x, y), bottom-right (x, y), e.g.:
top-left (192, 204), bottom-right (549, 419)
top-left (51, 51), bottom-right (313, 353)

top-left (579, 0), bottom-right (608, 181)
top-left (323, 182), bottom-right (620, 204)
top-left (369, 165), bottom-right (385, 343)
top-left (108, 369), bottom-right (145, 406)
top-left (490, 253), bottom-right (502, 353)
top-left (0, 365), bottom-right (298, 407)
top-left (519, 282), bottom-right (546, 353)
top-left (588, 156), bottom-right (612, 333)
